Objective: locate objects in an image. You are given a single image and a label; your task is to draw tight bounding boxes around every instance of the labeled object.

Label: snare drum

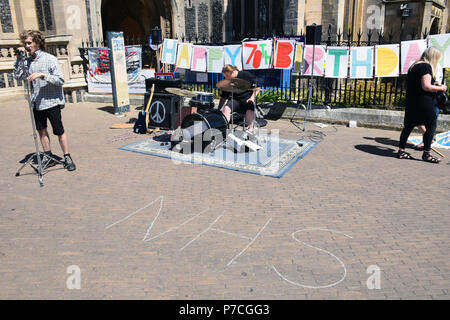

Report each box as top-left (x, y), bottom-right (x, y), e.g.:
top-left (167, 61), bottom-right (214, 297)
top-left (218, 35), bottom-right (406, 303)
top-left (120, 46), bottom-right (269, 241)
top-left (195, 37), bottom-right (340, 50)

top-left (193, 91), bottom-right (214, 104)
top-left (190, 92), bottom-right (215, 111)
top-left (189, 99), bottom-right (215, 111)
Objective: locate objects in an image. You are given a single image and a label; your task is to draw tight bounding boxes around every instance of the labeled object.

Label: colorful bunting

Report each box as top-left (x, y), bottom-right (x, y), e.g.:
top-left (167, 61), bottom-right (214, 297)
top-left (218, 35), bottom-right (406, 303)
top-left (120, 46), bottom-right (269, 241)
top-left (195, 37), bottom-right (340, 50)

top-left (242, 40), bottom-right (273, 70)
top-left (156, 34), bottom-right (450, 79)
top-left (375, 44), bottom-right (399, 77)
top-left (401, 40), bottom-right (427, 74)
top-left (175, 43), bottom-right (192, 69)
top-left (274, 40), bottom-right (296, 69)
top-left (428, 34), bottom-right (450, 68)
top-left (161, 39), bottom-right (178, 65)
top-left (303, 45), bottom-right (326, 76)
top-left (207, 46), bottom-right (224, 73)
top-left (350, 46), bottom-right (374, 79)
top-left (325, 47), bottom-right (349, 78)
top-left (191, 45), bottom-right (207, 72)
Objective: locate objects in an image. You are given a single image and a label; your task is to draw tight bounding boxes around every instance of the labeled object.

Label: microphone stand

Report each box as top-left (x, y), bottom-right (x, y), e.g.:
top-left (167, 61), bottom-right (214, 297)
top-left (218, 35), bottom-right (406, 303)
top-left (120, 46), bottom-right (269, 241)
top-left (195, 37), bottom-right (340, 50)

top-left (15, 73), bottom-right (64, 187)
top-left (303, 42), bottom-right (316, 131)
top-left (290, 43), bottom-right (315, 131)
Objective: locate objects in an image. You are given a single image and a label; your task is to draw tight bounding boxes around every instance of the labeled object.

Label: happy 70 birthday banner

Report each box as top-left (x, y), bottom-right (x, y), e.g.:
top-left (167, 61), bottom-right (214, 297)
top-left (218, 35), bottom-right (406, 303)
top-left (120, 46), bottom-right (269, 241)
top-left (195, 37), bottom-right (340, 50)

top-left (159, 34), bottom-right (450, 78)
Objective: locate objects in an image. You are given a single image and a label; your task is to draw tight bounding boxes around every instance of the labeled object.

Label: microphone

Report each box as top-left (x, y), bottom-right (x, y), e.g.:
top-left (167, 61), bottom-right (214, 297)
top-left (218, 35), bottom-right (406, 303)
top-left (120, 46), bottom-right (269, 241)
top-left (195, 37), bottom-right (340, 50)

top-left (15, 48), bottom-right (26, 58)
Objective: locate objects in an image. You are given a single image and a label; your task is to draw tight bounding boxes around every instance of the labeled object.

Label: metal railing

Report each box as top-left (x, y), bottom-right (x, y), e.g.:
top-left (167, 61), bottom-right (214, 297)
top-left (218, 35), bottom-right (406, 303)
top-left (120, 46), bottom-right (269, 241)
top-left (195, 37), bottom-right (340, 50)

top-left (79, 25), bottom-right (448, 110)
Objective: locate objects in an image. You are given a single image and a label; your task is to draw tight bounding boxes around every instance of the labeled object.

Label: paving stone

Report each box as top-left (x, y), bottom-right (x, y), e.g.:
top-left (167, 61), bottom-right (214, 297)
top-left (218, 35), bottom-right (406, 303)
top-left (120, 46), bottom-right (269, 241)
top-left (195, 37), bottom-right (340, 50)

top-left (0, 98), bottom-right (448, 300)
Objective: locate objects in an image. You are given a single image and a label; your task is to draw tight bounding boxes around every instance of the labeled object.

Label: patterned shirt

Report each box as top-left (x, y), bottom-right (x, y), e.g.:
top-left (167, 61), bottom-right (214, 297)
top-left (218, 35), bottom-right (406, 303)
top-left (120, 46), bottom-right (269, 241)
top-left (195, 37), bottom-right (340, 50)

top-left (14, 49), bottom-right (65, 110)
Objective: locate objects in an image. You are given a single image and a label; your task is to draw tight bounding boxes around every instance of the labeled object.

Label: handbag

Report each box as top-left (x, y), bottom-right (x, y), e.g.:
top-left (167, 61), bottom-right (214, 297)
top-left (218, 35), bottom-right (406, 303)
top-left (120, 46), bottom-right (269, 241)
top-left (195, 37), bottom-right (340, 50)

top-left (436, 91), bottom-right (450, 112)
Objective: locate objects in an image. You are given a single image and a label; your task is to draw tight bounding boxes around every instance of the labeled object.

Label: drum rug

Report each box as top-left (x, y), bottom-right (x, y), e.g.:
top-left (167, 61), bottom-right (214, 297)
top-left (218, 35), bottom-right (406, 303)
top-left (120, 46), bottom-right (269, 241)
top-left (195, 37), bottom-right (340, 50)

top-left (120, 133), bottom-right (317, 178)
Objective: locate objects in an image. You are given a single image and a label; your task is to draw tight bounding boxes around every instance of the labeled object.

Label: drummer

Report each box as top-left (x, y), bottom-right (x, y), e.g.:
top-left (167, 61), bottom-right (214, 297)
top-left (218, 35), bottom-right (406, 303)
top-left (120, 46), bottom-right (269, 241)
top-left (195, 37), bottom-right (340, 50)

top-left (218, 64), bottom-right (258, 132)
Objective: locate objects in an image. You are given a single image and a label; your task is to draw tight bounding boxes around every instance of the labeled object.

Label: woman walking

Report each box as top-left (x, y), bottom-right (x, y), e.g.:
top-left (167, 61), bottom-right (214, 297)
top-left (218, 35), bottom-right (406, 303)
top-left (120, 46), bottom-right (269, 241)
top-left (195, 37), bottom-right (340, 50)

top-left (397, 47), bottom-right (447, 163)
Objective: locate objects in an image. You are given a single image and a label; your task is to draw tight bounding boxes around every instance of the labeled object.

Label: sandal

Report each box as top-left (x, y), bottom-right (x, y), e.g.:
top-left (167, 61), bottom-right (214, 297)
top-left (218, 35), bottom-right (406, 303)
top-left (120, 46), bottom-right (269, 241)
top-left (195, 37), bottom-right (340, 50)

top-left (422, 151), bottom-right (440, 163)
top-left (397, 150), bottom-right (413, 159)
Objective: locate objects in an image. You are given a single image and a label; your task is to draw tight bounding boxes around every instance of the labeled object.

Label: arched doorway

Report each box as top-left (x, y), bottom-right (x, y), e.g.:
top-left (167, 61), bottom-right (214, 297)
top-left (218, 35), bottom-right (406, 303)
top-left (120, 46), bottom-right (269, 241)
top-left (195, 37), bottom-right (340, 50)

top-left (430, 17), bottom-right (441, 35)
top-left (101, 0), bottom-right (173, 68)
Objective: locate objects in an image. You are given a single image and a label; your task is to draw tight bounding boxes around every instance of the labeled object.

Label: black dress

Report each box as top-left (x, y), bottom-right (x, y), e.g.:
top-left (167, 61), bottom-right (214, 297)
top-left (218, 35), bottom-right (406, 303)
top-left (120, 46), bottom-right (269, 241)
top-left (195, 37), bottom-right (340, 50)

top-left (404, 63), bottom-right (436, 126)
top-left (399, 62), bottom-right (438, 150)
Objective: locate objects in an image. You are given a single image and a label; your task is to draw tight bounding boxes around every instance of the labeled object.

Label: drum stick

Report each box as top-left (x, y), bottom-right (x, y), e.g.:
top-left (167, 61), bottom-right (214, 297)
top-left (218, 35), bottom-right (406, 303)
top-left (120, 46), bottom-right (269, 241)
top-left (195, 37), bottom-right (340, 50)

top-left (431, 146), bottom-right (445, 158)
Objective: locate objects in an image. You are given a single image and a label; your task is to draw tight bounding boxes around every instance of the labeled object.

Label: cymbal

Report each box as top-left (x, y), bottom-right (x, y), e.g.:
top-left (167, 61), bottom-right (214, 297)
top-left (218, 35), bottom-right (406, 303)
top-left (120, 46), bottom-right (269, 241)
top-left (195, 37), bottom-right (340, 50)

top-left (165, 87), bottom-right (197, 98)
top-left (216, 78), bottom-right (251, 93)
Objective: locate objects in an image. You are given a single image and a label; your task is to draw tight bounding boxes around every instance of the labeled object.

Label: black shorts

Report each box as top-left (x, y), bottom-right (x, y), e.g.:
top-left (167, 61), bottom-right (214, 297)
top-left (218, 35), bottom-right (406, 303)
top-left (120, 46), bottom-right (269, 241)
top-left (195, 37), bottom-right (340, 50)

top-left (33, 105), bottom-right (65, 135)
top-left (224, 99), bottom-right (255, 113)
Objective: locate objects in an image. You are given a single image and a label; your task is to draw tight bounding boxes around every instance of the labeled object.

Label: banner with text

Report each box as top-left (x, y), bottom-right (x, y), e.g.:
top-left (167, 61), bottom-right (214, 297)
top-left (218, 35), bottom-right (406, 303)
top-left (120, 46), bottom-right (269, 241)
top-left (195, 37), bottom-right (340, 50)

top-left (158, 34), bottom-right (450, 78)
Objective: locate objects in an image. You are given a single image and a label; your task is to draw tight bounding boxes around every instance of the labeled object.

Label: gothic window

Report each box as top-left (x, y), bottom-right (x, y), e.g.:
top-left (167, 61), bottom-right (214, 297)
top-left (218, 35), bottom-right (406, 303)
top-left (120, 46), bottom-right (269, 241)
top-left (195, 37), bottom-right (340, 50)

top-left (244, 0), bottom-right (256, 36)
top-left (0, 0), bottom-right (14, 33)
top-left (232, 0), bottom-right (285, 40)
top-left (231, 0), bottom-right (241, 40)
top-left (272, 0), bottom-right (285, 35)
top-left (258, 0), bottom-right (269, 36)
top-left (35, 0), bottom-right (55, 32)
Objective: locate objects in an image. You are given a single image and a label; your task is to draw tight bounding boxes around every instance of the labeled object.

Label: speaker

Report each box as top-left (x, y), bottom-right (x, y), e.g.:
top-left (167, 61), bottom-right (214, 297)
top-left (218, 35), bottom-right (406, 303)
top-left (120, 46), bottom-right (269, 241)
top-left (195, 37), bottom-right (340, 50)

top-left (151, 28), bottom-right (162, 45)
top-left (145, 92), bottom-right (181, 130)
top-left (145, 78), bottom-right (182, 92)
top-left (306, 24), bottom-right (322, 45)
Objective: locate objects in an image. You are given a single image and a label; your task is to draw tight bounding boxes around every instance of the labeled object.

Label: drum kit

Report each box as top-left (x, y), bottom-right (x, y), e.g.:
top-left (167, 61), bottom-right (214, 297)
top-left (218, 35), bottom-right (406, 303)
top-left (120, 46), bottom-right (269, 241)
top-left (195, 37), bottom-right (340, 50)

top-left (164, 78), bottom-right (262, 154)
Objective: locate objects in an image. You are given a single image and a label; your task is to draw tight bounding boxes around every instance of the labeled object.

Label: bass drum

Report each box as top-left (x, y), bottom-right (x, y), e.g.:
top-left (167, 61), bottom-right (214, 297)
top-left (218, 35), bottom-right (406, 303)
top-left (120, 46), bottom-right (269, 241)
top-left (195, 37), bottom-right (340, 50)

top-left (177, 109), bottom-right (229, 153)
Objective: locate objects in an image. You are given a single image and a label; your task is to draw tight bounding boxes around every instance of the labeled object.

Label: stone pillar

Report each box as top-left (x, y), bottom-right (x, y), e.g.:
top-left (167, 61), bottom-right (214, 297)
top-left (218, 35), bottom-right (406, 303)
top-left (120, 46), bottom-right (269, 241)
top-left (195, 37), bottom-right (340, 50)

top-left (421, 1), bottom-right (433, 35)
top-left (298, 0), bottom-right (306, 33)
top-left (223, 0), bottom-right (233, 41)
top-left (305, 0), bottom-right (322, 26)
top-left (337, 0), bottom-right (346, 34)
top-left (13, 0), bottom-right (38, 33)
top-left (52, 0), bottom-right (89, 59)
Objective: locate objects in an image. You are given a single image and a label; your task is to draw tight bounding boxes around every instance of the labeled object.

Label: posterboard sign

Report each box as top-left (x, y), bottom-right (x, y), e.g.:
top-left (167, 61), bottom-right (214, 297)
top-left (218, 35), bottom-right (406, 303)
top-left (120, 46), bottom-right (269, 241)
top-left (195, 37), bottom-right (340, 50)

top-left (400, 40), bottom-right (427, 74)
top-left (87, 69), bottom-right (153, 94)
top-left (273, 40), bottom-right (296, 69)
top-left (207, 46), bottom-right (224, 73)
top-left (325, 47), bottom-right (349, 78)
top-left (87, 45), bottom-right (146, 94)
top-left (88, 47), bottom-right (111, 83)
top-left (196, 72), bottom-right (208, 82)
top-left (292, 42), bottom-right (303, 72)
top-left (242, 40), bottom-right (273, 70)
top-left (428, 34), bottom-right (450, 68)
top-left (107, 31), bottom-right (130, 114)
top-left (435, 130), bottom-right (450, 149)
top-left (375, 44), bottom-right (400, 77)
top-left (176, 43), bottom-right (193, 70)
top-left (191, 46), bottom-right (207, 72)
top-left (350, 47), bottom-right (374, 79)
top-left (224, 45), bottom-right (243, 70)
top-left (303, 45), bottom-right (326, 76)
top-left (161, 39), bottom-right (178, 64)
top-left (88, 46), bottom-right (143, 83)
top-left (408, 130), bottom-right (450, 149)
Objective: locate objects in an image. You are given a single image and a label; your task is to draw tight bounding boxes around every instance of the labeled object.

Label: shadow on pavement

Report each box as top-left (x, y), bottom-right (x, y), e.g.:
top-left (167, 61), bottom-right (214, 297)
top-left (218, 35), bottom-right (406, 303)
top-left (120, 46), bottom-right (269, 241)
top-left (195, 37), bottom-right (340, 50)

top-left (363, 136), bottom-right (416, 149)
top-left (354, 144), bottom-right (397, 158)
top-left (97, 106), bottom-right (115, 114)
top-left (355, 144), bottom-right (426, 162)
top-left (18, 152), bottom-right (63, 164)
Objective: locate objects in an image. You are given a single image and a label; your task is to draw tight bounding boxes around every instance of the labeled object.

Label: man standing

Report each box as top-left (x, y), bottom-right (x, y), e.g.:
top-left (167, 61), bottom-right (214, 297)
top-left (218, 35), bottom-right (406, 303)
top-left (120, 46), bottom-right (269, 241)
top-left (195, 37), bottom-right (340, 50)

top-left (14, 30), bottom-right (76, 171)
